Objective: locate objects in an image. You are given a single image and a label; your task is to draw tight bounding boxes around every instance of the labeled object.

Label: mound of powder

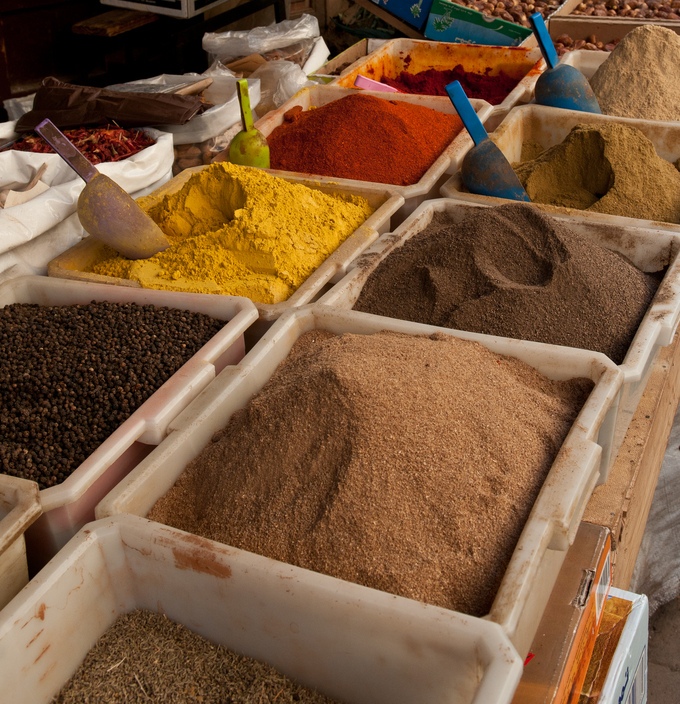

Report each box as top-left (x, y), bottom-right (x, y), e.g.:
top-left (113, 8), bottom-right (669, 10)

top-left (149, 330), bottom-right (592, 617)
top-left (589, 26), bottom-right (680, 121)
top-left (353, 203), bottom-right (659, 364)
top-left (514, 123), bottom-right (680, 223)
top-left (267, 93), bottom-right (463, 186)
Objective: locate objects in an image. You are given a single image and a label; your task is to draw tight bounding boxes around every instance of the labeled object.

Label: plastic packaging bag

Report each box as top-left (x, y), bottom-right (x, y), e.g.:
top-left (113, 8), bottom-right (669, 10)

top-left (0, 121), bottom-right (173, 281)
top-left (248, 60), bottom-right (316, 117)
top-left (203, 14), bottom-right (320, 64)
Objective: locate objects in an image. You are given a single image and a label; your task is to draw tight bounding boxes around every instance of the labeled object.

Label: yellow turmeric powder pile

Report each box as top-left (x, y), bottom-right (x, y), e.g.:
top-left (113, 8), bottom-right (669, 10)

top-left (89, 162), bottom-right (375, 304)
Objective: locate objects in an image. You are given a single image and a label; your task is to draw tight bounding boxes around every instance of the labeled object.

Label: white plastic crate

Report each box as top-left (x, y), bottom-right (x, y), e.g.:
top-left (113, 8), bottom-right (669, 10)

top-left (318, 198), bottom-right (680, 476)
top-left (0, 274), bottom-right (258, 570)
top-left (0, 474), bottom-right (41, 612)
top-left (558, 48), bottom-right (609, 80)
top-left (96, 305), bottom-right (622, 658)
top-left (47, 166), bottom-right (404, 326)
top-left (0, 514), bottom-right (524, 704)
top-left (254, 84), bottom-right (493, 225)
top-left (440, 104), bottom-right (680, 236)
top-left (331, 38), bottom-right (545, 113)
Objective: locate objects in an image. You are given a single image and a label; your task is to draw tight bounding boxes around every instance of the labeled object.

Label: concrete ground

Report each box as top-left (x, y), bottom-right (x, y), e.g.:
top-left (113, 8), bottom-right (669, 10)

top-left (648, 597), bottom-right (680, 702)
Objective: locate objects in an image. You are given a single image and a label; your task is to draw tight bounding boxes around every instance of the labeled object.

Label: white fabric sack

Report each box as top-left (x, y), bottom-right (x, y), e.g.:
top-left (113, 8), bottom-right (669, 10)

top-left (0, 123), bottom-right (174, 260)
top-left (630, 406), bottom-right (680, 615)
top-left (203, 14), bottom-right (320, 64)
top-left (156, 75), bottom-right (261, 145)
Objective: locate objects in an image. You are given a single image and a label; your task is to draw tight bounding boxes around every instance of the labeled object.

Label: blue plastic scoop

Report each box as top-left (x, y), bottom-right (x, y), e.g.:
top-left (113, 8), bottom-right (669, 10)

top-left (445, 81), bottom-right (530, 202)
top-left (530, 13), bottom-right (601, 113)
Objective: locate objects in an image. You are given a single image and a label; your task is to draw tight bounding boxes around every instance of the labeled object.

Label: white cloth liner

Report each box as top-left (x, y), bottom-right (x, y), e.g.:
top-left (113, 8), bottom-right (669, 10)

top-left (0, 122), bottom-right (174, 284)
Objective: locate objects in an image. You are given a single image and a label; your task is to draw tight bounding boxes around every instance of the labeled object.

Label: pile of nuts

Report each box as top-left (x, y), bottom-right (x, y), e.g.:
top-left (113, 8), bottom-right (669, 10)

top-left (570, 0), bottom-right (680, 17)
top-left (553, 33), bottom-right (621, 54)
top-left (451, 0), bottom-right (564, 27)
top-left (172, 142), bottom-right (215, 176)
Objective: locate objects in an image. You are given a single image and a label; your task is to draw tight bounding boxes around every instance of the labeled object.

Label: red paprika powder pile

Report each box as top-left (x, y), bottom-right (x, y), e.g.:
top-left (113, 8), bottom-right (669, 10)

top-left (267, 93), bottom-right (464, 186)
top-left (382, 65), bottom-right (521, 105)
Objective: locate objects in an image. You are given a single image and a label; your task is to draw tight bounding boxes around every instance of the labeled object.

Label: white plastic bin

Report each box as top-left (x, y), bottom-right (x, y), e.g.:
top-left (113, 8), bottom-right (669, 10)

top-left (332, 38), bottom-right (545, 112)
top-left (254, 84), bottom-right (493, 225)
top-left (558, 48), bottom-right (609, 80)
top-left (0, 514), bottom-right (524, 704)
top-left (318, 198), bottom-right (680, 476)
top-left (0, 275), bottom-right (258, 570)
top-left (0, 474), bottom-right (41, 612)
top-left (46, 166), bottom-right (404, 331)
top-left (96, 305), bottom-right (622, 658)
top-left (440, 104), bottom-right (680, 236)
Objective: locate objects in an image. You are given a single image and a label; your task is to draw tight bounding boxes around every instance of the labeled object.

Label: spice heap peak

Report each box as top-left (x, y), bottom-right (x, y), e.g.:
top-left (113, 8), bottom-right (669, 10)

top-left (514, 122), bottom-right (680, 224)
top-left (89, 162), bottom-right (375, 304)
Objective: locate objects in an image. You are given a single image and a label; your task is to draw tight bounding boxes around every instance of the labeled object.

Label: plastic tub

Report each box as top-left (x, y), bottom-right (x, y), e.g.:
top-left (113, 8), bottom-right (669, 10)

top-left (0, 514), bottom-right (523, 704)
top-left (46, 166), bottom-right (404, 332)
top-left (440, 103), bottom-right (680, 236)
top-left (0, 475), bottom-right (41, 611)
top-left (0, 275), bottom-right (258, 571)
top-left (96, 305), bottom-right (622, 658)
top-left (332, 38), bottom-right (545, 112)
top-left (254, 84), bottom-right (494, 225)
top-left (558, 47), bottom-right (609, 79)
top-left (318, 198), bottom-right (680, 477)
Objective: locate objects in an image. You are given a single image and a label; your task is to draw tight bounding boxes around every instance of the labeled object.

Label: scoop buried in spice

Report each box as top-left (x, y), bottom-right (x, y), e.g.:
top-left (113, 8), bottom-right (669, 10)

top-left (529, 13), bottom-right (601, 114)
top-left (34, 118), bottom-right (170, 260)
top-left (228, 79), bottom-right (270, 169)
top-left (445, 81), bottom-right (530, 202)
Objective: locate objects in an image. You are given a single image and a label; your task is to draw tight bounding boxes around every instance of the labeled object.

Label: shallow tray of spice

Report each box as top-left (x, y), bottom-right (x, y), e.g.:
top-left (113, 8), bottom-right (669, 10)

top-left (255, 85), bottom-right (493, 198)
top-left (333, 38), bottom-right (544, 108)
top-left (47, 162), bottom-right (403, 319)
top-left (97, 306), bottom-right (622, 659)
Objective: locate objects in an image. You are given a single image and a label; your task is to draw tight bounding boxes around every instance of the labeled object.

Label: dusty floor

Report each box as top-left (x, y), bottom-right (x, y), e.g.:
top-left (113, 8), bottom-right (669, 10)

top-left (648, 596), bottom-right (680, 702)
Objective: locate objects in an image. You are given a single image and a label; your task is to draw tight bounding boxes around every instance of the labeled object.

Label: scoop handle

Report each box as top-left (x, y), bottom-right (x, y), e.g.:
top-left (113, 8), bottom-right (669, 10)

top-left (445, 81), bottom-right (488, 146)
top-left (236, 79), bottom-right (255, 133)
top-left (529, 12), bottom-right (559, 70)
top-left (34, 118), bottom-right (98, 183)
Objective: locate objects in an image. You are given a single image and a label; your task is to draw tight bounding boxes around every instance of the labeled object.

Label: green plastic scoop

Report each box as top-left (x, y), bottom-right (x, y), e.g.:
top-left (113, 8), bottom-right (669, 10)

top-left (228, 79), bottom-right (270, 169)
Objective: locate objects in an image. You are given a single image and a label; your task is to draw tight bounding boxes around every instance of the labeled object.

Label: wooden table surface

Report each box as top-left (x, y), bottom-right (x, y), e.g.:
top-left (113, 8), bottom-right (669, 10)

top-left (584, 328), bottom-right (680, 589)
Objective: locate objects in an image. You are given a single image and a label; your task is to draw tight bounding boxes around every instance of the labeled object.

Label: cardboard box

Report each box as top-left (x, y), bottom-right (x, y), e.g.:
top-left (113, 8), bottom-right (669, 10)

top-left (512, 522), bottom-right (612, 704)
top-left (579, 587), bottom-right (648, 704)
top-left (371, 0), bottom-right (436, 30)
top-left (99, 0), bottom-right (228, 20)
top-left (424, 0), bottom-right (532, 46)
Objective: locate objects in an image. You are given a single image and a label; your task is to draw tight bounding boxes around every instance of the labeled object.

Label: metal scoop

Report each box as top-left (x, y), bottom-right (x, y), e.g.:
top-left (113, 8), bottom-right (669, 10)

top-left (445, 81), bottom-right (531, 202)
top-left (34, 118), bottom-right (170, 260)
top-left (530, 13), bottom-right (601, 114)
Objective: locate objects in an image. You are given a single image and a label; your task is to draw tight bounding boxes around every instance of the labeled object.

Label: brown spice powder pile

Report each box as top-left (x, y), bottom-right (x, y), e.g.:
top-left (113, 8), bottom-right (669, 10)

top-left (149, 330), bottom-right (593, 617)
top-left (353, 203), bottom-right (659, 364)
top-left (53, 610), bottom-right (338, 704)
top-left (514, 123), bottom-right (680, 224)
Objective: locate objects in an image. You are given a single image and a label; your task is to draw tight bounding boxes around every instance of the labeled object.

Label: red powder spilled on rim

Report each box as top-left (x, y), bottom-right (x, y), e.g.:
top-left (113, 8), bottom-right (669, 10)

top-left (382, 64), bottom-right (521, 105)
top-left (268, 93), bottom-right (464, 186)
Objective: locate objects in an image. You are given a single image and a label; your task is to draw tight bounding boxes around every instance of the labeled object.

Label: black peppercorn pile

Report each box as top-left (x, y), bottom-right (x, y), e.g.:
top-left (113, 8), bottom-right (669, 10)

top-left (0, 301), bottom-right (225, 490)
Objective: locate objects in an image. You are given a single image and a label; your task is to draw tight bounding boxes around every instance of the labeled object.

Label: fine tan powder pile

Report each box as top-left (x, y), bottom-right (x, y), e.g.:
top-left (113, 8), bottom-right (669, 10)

top-left (149, 330), bottom-right (593, 618)
top-left (353, 203), bottom-right (659, 364)
top-left (514, 123), bottom-right (680, 223)
top-left (53, 610), bottom-right (337, 704)
top-left (589, 26), bottom-right (680, 122)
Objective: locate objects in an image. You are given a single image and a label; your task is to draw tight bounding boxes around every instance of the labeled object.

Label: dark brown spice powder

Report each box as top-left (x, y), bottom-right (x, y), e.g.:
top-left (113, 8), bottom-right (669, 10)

top-left (353, 203), bottom-right (660, 365)
top-left (149, 330), bottom-right (593, 617)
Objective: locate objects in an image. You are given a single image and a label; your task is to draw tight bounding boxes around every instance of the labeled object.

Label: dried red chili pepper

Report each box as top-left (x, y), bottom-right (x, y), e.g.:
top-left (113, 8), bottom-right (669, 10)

top-left (6, 125), bottom-right (155, 165)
